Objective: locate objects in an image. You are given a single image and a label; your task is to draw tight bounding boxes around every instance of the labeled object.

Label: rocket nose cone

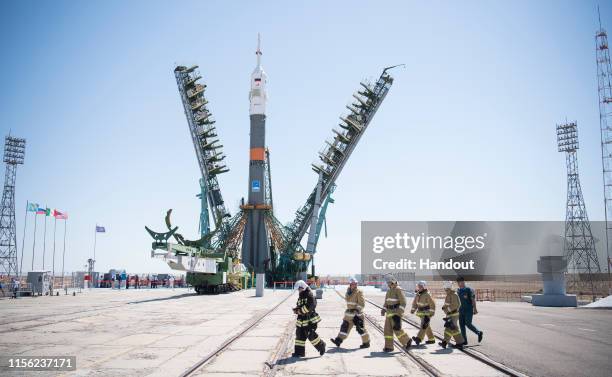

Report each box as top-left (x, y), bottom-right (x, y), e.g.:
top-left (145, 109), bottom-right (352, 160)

top-left (252, 67), bottom-right (266, 79)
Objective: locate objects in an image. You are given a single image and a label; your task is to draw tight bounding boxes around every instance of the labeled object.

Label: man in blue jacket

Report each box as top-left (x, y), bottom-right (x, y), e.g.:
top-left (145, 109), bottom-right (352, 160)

top-left (456, 276), bottom-right (483, 345)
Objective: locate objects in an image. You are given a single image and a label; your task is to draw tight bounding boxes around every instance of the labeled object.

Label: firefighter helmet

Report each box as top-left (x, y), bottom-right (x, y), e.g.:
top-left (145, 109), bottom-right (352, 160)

top-left (294, 280), bottom-right (308, 290)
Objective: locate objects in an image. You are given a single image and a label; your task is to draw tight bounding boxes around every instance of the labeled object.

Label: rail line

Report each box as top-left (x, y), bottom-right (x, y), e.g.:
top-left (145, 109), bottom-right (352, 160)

top-left (180, 291), bottom-right (295, 377)
top-left (363, 296), bottom-right (526, 377)
top-left (332, 289), bottom-right (439, 376)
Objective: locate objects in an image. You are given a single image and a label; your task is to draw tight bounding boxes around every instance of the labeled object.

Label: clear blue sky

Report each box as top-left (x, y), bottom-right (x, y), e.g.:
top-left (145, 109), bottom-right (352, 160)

top-left (1, 0), bottom-right (610, 275)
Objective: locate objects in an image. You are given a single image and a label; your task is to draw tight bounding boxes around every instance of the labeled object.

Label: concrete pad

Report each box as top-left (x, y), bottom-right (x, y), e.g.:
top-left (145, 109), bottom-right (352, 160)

top-left (148, 334), bottom-right (208, 348)
top-left (202, 350), bottom-right (271, 373)
top-left (229, 335), bottom-right (279, 350)
top-left (248, 326), bottom-right (287, 337)
top-left (116, 333), bottom-right (170, 346)
top-left (0, 288), bottom-right (293, 376)
top-left (98, 347), bottom-right (183, 369)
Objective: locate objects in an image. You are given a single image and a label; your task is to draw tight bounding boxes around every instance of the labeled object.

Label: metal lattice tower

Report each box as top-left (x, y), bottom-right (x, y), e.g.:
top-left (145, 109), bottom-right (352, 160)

top-left (595, 9), bottom-right (612, 280)
top-left (557, 122), bottom-right (600, 298)
top-left (0, 136), bottom-right (26, 278)
top-left (174, 65), bottom-right (230, 226)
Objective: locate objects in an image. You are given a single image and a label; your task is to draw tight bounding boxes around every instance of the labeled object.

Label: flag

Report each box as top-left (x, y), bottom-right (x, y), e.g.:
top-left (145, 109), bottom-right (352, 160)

top-left (96, 226), bottom-right (106, 233)
top-left (36, 207), bottom-right (50, 216)
top-left (52, 209), bottom-right (68, 220)
top-left (27, 203), bottom-right (39, 212)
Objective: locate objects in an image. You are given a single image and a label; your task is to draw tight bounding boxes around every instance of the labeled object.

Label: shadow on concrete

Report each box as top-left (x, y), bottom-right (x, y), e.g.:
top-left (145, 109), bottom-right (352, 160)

top-left (364, 351), bottom-right (399, 358)
top-left (411, 344), bottom-right (429, 350)
top-left (275, 355), bottom-right (319, 365)
top-left (431, 347), bottom-right (454, 354)
top-left (326, 347), bottom-right (360, 354)
top-left (127, 293), bottom-right (197, 304)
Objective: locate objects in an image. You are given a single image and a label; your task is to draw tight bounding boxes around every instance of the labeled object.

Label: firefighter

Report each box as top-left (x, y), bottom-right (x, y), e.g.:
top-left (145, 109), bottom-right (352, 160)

top-left (292, 280), bottom-right (326, 357)
top-left (410, 280), bottom-right (436, 346)
top-left (330, 277), bottom-right (370, 349)
top-left (381, 275), bottom-right (410, 352)
top-left (439, 281), bottom-right (465, 349)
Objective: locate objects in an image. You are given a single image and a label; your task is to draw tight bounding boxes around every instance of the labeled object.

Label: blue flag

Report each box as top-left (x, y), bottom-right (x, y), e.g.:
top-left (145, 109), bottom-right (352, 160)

top-left (96, 226), bottom-right (106, 233)
top-left (26, 202), bottom-right (39, 212)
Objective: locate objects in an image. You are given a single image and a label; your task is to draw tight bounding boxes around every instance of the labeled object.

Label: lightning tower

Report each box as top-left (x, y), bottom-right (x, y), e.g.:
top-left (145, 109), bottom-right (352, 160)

top-left (242, 34), bottom-right (270, 296)
top-left (0, 135), bottom-right (26, 278)
top-left (595, 8), bottom-right (612, 284)
top-left (557, 121), bottom-right (600, 299)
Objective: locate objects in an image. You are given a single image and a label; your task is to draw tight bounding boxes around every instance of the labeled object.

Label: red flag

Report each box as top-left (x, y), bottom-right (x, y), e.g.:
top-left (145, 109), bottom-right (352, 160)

top-left (53, 209), bottom-right (68, 220)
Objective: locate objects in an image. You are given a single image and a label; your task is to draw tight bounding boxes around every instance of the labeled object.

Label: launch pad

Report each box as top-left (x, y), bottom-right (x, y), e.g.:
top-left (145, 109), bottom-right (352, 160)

top-left (145, 37), bottom-right (401, 291)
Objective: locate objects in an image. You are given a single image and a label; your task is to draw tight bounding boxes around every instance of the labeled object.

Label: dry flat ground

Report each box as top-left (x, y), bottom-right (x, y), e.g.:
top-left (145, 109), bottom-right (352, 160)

top-left (0, 287), bottom-right (506, 376)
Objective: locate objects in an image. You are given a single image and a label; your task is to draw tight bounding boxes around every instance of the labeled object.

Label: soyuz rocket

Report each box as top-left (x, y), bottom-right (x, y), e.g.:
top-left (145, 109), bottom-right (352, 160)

top-left (241, 34), bottom-right (270, 274)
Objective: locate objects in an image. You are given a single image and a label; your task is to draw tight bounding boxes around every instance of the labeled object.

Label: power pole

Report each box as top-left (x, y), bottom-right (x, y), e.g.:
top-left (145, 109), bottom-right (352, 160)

top-left (0, 136), bottom-right (26, 279)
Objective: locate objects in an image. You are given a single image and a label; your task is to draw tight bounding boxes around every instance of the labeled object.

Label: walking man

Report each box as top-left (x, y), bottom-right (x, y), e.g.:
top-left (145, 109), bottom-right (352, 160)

top-left (439, 281), bottom-right (465, 349)
top-left (292, 280), bottom-right (326, 357)
top-left (12, 277), bottom-right (20, 299)
top-left (456, 276), bottom-right (483, 345)
top-left (381, 275), bottom-right (410, 352)
top-left (410, 280), bottom-right (436, 346)
top-left (330, 277), bottom-right (370, 349)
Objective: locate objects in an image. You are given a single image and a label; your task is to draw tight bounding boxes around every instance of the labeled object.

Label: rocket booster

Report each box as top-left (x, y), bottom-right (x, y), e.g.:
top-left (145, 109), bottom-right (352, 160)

top-left (242, 34), bottom-right (270, 274)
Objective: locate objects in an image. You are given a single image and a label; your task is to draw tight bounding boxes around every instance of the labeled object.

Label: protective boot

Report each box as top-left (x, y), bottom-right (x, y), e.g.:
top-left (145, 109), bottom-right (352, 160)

top-left (425, 339), bottom-right (436, 344)
top-left (411, 336), bottom-right (421, 346)
top-left (405, 337), bottom-right (412, 350)
top-left (316, 340), bottom-right (326, 355)
top-left (359, 342), bottom-right (370, 349)
top-left (291, 352), bottom-right (304, 358)
top-left (452, 342), bottom-right (465, 350)
top-left (330, 337), bottom-right (342, 347)
top-left (438, 340), bottom-right (447, 349)
top-left (383, 347), bottom-right (394, 352)
top-left (478, 331), bottom-right (483, 343)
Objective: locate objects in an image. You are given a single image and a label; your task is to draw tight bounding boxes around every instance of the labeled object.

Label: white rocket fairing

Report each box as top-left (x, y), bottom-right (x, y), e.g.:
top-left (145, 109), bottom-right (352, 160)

top-left (250, 33), bottom-right (267, 115)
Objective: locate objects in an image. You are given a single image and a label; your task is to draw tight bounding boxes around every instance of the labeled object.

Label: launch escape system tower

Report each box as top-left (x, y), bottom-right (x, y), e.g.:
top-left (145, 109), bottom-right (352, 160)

top-left (146, 36), bottom-right (399, 294)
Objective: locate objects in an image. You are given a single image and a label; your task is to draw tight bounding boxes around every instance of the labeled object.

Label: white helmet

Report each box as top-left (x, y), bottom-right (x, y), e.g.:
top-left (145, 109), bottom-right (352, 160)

top-left (442, 281), bottom-right (453, 290)
top-left (417, 280), bottom-right (427, 288)
top-left (385, 274), bottom-right (397, 284)
top-left (294, 280), bottom-right (308, 290)
top-left (348, 277), bottom-right (358, 284)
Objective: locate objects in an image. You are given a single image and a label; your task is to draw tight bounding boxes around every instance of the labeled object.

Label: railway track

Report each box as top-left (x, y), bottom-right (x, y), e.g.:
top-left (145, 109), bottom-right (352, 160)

top-left (332, 289), bottom-right (440, 376)
top-left (363, 295), bottom-right (526, 377)
top-left (180, 291), bottom-right (294, 377)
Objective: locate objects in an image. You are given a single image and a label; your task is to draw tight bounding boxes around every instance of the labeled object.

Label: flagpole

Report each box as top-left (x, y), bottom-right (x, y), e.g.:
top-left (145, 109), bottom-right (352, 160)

top-left (93, 224), bottom-right (97, 263)
top-left (61, 218), bottom-right (67, 288)
top-left (19, 201), bottom-right (29, 277)
top-left (42, 207), bottom-right (47, 270)
top-left (52, 216), bottom-right (57, 281)
top-left (31, 213), bottom-right (38, 271)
